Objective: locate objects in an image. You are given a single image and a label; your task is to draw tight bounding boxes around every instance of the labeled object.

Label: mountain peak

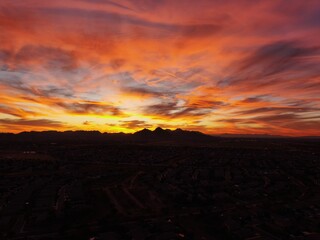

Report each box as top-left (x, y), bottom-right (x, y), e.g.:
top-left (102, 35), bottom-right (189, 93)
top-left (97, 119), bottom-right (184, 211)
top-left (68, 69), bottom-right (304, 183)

top-left (174, 128), bottom-right (183, 132)
top-left (141, 128), bottom-right (151, 132)
top-left (154, 127), bottom-right (165, 132)
top-left (134, 128), bottom-right (152, 135)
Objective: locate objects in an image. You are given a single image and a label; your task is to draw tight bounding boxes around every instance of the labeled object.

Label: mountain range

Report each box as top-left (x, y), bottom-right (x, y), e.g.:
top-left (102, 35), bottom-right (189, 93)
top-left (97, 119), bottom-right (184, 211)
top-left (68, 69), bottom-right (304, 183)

top-left (0, 127), bottom-right (216, 143)
top-left (0, 128), bottom-right (318, 143)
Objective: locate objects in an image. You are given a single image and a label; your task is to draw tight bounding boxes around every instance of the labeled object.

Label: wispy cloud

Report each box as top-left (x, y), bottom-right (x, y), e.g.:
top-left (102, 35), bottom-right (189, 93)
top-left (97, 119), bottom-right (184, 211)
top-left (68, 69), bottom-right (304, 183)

top-left (0, 118), bottom-right (67, 133)
top-left (56, 101), bottom-right (124, 116)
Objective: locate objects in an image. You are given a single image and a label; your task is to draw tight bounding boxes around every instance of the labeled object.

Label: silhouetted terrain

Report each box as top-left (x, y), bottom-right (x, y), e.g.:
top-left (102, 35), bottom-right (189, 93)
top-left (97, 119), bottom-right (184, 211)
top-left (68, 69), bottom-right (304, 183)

top-left (0, 128), bottom-right (216, 144)
top-left (1, 128), bottom-right (318, 144)
top-left (1, 130), bottom-right (320, 240)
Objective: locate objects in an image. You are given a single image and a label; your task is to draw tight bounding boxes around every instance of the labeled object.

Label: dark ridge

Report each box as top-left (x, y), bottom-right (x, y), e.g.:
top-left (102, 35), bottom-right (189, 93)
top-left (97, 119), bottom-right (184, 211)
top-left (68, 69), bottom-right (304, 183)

top-left (134, 128), bottom-right (153, 136)
top-left (133, 127), bottom-right (214, 142)
top-left (0, 129), bottom-right (319, 144)
top-left (0, 128), bottom-right (217, 143)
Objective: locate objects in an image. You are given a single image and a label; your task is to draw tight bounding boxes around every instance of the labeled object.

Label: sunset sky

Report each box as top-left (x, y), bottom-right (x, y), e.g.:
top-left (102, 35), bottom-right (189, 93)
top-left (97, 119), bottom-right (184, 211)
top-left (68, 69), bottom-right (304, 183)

top-left (0, 0), bottom-right (320, 135)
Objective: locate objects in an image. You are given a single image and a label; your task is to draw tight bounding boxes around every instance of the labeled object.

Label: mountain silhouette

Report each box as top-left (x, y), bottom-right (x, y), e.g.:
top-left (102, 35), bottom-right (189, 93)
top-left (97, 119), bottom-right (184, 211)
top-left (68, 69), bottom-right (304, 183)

top-left (133, 127), bottom-right (214, 142)
top-left (0, 127), bottom-right (216, 143)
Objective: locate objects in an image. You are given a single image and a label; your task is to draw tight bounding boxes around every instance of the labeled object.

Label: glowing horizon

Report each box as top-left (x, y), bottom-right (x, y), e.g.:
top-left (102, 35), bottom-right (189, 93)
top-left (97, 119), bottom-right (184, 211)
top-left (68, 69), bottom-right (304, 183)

top-left (0, 0), bottom-right (320, 136)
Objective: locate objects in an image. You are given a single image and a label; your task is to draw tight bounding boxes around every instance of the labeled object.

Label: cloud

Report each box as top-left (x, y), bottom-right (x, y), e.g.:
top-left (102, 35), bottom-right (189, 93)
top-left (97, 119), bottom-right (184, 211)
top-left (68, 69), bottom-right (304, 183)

top-left (127, 0), bottom-right (166, 11)
top-left (0, 118), bottom-right (65, 128)
top-left (0, 78), bottom-right (74, 99)
top-left (0, 104), bottom-right (41, 118)
top-left (1, 45), bottom-right (78, 71)
top-left (254, 113), bottom-right (300, 123)
top-left (119, 120), bottom-right (152, 129)
top-left (235, 106), bottom-right (319, 116)
top-left (240, 95), bottom-right (270, 104)
top-left (284, 120), bottom-right (320, 131)
top-left (187, 99), bottom-right (226, 108)
top-left (83, 121), bottom-right (92, 125)
top-left (81, 0), bottom-right (135, 11)
top-left (56, 101), bottom-right (123, 116)
top-left (121, 85), bottom-right (177, 98)
top-left (240, 41), bottom-right (318, 75)
top-left (39, 86), bottom-right (74, 98)
top-left (219, 41), bottom-right (320, 92)
top-left (40, 7), bottom-right (222, 39)
top-left (143, 100), bottom-right (212, 118)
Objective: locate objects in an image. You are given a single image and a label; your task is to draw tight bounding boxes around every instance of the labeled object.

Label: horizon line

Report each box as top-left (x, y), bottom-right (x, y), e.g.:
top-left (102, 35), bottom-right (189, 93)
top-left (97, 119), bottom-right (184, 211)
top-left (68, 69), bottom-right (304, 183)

top-left (0, 128), bottom-right (319, 138)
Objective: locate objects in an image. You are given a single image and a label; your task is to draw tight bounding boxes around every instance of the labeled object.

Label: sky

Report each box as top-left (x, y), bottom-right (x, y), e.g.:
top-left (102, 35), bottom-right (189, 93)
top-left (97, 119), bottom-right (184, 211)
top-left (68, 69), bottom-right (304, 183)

top-left (0, 0), bottom-right (320, 136)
